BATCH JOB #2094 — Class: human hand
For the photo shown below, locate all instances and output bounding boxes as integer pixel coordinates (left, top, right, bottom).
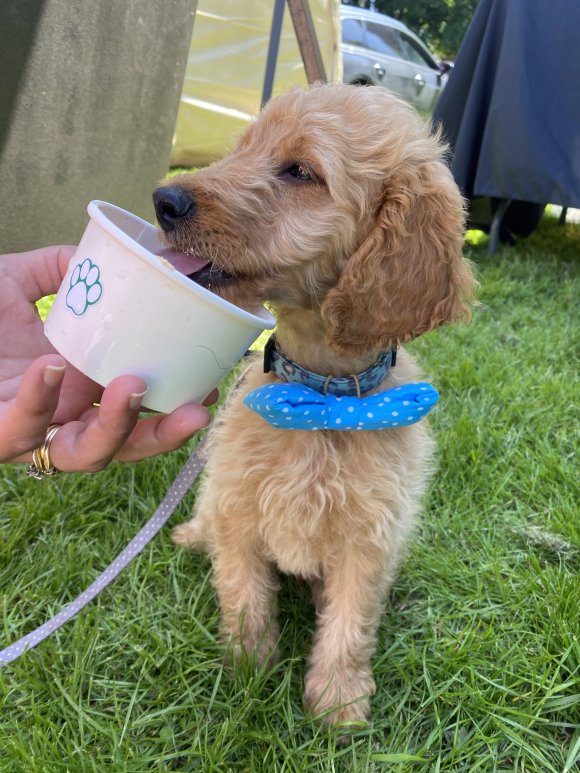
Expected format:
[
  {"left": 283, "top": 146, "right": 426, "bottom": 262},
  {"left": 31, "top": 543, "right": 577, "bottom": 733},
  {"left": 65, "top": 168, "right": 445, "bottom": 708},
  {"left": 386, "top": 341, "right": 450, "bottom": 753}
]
[{"left": 0, "top": 246, "right": 213, "bottom": 471}]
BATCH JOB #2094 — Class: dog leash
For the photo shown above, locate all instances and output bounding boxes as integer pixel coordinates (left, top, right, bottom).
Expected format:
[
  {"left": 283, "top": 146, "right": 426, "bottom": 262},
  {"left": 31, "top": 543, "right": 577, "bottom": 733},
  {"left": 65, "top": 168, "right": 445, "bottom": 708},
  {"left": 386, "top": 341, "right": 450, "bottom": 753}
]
[{"left": 0, "top": 436, "right": 207, "bottom": 666}]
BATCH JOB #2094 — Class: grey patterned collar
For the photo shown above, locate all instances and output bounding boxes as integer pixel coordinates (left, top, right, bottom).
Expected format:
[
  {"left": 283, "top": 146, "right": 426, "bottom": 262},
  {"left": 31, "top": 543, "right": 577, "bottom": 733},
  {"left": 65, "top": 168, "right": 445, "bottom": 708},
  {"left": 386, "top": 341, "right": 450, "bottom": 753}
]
[{"left": 263, "top": 336, "right": 396, "bottom": 397}]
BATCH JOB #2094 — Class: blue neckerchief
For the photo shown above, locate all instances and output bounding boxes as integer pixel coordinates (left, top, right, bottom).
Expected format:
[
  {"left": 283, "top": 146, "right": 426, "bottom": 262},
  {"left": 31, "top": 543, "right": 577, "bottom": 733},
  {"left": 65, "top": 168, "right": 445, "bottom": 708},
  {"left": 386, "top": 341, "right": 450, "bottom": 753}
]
[{"left": 244, "top": 382, "right": 438, "bottom": 430}]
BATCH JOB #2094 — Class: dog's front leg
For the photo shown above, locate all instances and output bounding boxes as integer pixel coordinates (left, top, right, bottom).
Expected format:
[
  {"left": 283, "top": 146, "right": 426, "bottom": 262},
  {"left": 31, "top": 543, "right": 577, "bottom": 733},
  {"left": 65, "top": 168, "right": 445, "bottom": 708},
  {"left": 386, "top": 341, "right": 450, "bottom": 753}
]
[
  {"left": 213, "top": 536, "right": 280, "bottom": 669},
  {"left": 304, "top": 549, "right": 388, "bottom": 726}
]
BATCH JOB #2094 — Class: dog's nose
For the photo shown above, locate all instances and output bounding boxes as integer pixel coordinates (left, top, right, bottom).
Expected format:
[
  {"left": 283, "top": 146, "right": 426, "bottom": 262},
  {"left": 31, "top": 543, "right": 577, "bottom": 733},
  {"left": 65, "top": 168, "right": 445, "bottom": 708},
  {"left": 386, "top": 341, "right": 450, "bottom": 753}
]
[{"left": 153, "top": 186, "right": 195, "bottom": 231}]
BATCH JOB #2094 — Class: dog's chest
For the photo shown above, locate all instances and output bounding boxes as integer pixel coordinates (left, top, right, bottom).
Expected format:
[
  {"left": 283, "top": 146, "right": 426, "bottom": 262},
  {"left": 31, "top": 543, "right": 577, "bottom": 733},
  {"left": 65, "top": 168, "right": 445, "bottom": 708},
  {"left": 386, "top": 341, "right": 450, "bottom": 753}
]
[
  {"left": 251, "top": 429, "right": 348, "bottom": 573},
  {"left": 215, "top": 411, "right": 399, "bottom": 577}
]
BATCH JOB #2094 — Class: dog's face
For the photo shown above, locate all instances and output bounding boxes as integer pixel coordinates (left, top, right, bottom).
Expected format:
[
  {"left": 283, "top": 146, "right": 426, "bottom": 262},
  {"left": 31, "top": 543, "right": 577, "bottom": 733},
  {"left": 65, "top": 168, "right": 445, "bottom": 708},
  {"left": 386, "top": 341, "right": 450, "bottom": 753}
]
[
  {"left": 155, "top": 84, "right": 475, "bottom": 355},
  {"left": 154, "top": 85, "right": 380, "bottom": 309}
]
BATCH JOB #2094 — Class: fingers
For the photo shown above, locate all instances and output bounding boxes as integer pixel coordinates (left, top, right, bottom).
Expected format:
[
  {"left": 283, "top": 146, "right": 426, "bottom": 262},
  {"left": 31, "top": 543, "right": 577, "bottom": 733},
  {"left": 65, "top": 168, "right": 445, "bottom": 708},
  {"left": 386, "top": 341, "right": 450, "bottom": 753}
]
[
  {"left": 112, "top": 403, "right": 211, "bottom": 463},
  {"left": 49, "top": 375, "right": 150, "bottom": 472},
  {"left": 48, "top": 377, "right": 211, "bottom": 471},
  {"left": 0, "top": 354, "right": 66, "bottom": 462},
  {"left": 4, "top": 366, "right": 211, "bottom": 470}
]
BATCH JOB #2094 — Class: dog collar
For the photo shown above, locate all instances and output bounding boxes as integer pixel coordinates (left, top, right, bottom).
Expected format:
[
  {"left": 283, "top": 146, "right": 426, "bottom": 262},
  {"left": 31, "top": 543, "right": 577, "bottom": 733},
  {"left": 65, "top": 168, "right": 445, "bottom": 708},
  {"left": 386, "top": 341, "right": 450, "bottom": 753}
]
[{"left": 263, "top": 335, "right": 397, "bottom": 397}]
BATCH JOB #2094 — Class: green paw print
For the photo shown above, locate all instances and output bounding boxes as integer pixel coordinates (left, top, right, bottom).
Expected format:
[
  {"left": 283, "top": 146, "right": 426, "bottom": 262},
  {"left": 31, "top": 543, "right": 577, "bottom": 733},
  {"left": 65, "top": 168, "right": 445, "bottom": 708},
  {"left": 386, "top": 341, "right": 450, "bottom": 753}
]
[{"left": 66, "top": 259, "right": 103, "bottom": 316}]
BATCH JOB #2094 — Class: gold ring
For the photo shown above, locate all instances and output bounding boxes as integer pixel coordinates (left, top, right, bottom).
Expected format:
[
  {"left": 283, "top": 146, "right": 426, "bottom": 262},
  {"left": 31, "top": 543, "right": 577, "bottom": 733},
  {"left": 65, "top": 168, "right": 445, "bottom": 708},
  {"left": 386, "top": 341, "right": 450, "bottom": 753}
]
[{"left": 27, "top": 424, "right": 62, "bottom": 479}]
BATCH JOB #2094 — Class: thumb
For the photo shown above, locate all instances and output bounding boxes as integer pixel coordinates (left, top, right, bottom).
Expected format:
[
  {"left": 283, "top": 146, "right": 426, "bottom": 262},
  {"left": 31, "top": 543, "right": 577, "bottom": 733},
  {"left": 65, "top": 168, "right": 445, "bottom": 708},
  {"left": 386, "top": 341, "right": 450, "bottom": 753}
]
[{"left": 4, "top": 245, "right": 76, "bottom": 300}]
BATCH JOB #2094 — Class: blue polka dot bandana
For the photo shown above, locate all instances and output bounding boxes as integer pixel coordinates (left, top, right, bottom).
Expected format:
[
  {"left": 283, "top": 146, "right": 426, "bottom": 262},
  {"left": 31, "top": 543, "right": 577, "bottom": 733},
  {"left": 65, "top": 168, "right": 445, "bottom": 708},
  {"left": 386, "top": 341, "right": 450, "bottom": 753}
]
[{"left": 243, "top": 382, "right": 439, "bottom": 430}]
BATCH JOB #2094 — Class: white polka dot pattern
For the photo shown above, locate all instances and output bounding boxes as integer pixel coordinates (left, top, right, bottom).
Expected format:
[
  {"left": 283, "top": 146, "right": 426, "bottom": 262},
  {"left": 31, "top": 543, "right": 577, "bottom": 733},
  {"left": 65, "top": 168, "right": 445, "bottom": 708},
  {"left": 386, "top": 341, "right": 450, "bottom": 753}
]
[{"left": 243, "top": 382, "right": 439, "bottom": 431}]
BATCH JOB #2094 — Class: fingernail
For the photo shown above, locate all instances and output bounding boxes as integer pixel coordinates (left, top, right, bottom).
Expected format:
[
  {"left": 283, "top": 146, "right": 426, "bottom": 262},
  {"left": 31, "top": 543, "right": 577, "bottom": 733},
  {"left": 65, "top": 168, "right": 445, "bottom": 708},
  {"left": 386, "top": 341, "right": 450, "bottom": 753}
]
[
  {"left": 129, "top": 388, "right": 148, "bottom": 410},
  {"left": 43, "top": 364, "right": 66, "bottom": 387}
]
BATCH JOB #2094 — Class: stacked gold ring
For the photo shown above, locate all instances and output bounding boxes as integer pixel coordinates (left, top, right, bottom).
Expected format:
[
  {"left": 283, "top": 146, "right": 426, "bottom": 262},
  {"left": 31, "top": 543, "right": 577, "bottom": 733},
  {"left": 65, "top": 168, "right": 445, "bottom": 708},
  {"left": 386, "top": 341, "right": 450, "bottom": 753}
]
[{"left": 27, "top": 424, "right": 62, "bottom": 479}]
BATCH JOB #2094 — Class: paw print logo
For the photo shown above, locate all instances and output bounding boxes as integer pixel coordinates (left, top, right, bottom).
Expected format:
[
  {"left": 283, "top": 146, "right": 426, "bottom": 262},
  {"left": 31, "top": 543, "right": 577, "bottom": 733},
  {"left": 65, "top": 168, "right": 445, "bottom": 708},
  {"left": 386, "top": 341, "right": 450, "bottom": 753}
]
[{"left": 66, "top": 258, "right": 103, "bottom": 316}]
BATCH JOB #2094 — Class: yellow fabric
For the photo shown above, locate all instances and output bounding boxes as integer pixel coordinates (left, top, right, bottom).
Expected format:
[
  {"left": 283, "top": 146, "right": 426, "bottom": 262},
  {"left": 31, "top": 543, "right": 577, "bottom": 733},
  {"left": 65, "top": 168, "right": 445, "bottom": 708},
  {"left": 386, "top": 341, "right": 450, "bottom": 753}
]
[{"left": 170, "top": 0, "right": 341, "bottom": 167}]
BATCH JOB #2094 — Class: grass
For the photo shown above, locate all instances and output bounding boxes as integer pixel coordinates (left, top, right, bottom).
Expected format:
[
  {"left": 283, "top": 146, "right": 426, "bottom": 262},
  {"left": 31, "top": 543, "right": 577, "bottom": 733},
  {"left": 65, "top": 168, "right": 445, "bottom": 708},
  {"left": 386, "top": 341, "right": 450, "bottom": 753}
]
[{"left": 1, "top": 212, "right": 579, "bottom": 772}]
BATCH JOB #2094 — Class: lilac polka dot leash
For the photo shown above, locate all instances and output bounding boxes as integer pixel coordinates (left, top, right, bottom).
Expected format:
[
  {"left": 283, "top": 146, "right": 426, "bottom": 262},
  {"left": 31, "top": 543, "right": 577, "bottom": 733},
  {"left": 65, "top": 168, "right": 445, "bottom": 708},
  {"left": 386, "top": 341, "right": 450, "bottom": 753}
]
[{"left": 0, "top": 437, "right": 207, "bottom": 666}]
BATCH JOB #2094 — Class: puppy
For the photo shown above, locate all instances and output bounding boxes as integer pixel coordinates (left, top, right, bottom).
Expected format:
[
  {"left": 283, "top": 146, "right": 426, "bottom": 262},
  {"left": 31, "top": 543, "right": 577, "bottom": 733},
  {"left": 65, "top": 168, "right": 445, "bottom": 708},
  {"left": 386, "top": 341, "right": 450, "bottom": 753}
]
[{"left": 154, "top": 83, "right": 476, "bottom": 726}]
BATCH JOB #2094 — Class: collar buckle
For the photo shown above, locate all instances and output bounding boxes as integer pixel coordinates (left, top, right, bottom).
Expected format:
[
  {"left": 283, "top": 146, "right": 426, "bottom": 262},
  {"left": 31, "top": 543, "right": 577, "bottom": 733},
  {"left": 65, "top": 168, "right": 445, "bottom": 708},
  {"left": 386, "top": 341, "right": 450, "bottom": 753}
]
[{"left": 263, "top": 335, "right": 276, "bottom": 373}]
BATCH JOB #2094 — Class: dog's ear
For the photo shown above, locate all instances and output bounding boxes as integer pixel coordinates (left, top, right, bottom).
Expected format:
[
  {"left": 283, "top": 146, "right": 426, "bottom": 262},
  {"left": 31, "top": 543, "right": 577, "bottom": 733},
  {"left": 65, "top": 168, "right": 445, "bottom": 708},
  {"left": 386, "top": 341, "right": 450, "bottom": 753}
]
[{"left": 321, "top": 158, "right": 476, "bottom": 355}]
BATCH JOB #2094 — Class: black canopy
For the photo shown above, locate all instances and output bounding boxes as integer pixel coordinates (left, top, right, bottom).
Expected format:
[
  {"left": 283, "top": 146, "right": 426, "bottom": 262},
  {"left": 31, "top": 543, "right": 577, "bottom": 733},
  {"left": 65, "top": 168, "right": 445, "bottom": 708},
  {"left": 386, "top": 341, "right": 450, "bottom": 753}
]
[{"left": 433, "top": 0, "right": 580, "bottom": 244}]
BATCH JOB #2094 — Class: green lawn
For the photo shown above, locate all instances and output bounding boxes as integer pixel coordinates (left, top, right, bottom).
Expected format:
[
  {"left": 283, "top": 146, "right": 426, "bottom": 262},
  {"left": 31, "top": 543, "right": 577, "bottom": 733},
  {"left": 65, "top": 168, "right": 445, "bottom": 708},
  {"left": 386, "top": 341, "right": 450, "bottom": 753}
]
[{"left": 1, "top": 212, "right": 578, "bottom": 772}]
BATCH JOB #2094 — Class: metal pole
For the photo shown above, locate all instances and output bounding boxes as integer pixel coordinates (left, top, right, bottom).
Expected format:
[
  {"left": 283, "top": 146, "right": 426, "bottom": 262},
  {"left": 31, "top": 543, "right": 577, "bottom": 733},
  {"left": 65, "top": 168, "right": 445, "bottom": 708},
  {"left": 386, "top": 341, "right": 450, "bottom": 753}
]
[{"left": 261, "top": 0, "right": 286, "bottom": 108}]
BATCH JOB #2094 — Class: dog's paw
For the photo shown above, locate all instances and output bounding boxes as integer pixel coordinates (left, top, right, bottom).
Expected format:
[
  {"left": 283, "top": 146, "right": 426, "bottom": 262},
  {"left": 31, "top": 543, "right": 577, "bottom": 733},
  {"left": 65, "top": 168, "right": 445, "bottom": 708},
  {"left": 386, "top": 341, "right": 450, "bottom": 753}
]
[
  {"left": 66, "top": 258, "right": 103, "bottom": 316},
  {"left": 225, "top": 623, "right": 280, "bottom": 672},
  {"left": 304, "top": 669, "right": 374, "bottom": 727},
  {"left": 171, "top": 519, "right": 207, "bottom": 552}
]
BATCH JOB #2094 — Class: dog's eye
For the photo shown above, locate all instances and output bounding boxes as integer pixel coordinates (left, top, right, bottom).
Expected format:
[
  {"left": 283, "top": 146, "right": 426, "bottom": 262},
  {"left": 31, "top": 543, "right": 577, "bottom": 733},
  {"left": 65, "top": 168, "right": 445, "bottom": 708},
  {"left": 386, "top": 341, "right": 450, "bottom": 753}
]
[{"left": 281, "top": 163, "right": 314, "bottom": 182}]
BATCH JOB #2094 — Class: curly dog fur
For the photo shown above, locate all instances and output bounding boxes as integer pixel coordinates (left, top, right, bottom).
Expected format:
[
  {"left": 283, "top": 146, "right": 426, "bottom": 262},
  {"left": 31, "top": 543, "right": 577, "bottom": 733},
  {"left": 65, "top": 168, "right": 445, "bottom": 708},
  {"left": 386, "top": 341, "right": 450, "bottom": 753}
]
[{"left": 164, "top": 83, "right": 476, "bottom": 726}]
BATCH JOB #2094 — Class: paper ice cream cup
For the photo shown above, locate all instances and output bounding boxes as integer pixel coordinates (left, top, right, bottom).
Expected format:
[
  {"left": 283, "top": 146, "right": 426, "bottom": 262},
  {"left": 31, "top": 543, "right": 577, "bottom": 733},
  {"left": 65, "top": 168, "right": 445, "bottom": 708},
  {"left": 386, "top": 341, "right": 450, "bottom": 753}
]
[{"left": 44, "top": 200, "right": 275, "bottom": 413}]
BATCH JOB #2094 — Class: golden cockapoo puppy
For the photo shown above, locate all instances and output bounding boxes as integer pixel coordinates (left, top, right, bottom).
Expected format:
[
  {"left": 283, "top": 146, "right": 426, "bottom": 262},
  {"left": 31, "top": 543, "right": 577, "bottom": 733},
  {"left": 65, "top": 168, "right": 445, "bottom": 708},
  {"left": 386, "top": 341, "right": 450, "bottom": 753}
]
[{"left": 154, "top": 83, "right": 476, "bottom": 726}]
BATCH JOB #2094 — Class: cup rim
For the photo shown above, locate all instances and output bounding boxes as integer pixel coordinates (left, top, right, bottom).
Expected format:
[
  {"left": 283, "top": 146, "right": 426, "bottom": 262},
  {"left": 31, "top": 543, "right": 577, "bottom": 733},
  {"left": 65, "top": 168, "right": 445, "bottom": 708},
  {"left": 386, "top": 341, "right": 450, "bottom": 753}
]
[{"left": 87, "top": 200, "right": 276, "bottom": 329}]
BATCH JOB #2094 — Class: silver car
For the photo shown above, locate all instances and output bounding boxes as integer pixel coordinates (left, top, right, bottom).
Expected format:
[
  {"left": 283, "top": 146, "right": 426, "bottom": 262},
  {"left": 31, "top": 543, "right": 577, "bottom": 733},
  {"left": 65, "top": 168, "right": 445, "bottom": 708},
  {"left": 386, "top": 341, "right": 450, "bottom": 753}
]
[{"left": 341, "top": 5, "right": 446, "bottom": 113}]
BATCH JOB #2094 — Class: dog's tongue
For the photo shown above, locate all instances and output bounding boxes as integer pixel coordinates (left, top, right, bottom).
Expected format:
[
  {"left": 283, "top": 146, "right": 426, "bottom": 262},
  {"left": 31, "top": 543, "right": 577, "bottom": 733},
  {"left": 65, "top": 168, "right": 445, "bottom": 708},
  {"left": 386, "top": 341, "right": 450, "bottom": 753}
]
[{"left": 155, "top": 247, "right": 209, "bottom": 275}]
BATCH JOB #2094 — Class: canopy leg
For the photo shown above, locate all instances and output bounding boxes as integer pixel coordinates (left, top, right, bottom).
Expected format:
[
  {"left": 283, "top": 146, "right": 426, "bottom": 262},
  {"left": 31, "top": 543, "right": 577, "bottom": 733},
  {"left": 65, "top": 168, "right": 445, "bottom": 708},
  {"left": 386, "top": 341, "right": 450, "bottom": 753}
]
[{"left": 488, "top": 198, "right": 511, "bottom": 255}]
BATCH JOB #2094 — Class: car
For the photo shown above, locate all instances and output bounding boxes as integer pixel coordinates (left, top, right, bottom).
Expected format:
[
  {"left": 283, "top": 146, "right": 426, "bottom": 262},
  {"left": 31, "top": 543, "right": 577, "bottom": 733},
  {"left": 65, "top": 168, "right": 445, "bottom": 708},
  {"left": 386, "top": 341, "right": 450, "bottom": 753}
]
[{"left": 340, "top": 5, "right": 447, "bottom": 114}]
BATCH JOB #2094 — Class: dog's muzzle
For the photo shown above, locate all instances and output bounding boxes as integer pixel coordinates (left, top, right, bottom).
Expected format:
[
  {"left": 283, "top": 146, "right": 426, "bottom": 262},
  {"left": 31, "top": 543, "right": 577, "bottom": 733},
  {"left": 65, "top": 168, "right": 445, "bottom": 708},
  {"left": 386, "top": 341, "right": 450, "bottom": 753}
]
[
  {"left": 152, "top": 186, "right": 237, "bottom": 288},
  {"left": 153, "top": 186, "right": 195, "bottom": 232}
]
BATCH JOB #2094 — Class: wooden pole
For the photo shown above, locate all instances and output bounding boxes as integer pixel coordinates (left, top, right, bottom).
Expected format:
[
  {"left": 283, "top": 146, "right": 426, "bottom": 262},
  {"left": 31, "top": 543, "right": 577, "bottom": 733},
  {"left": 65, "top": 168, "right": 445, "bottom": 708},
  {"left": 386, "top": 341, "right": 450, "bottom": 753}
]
[{"left": 286, "top": 0, "right": 327, "bottom": 84}]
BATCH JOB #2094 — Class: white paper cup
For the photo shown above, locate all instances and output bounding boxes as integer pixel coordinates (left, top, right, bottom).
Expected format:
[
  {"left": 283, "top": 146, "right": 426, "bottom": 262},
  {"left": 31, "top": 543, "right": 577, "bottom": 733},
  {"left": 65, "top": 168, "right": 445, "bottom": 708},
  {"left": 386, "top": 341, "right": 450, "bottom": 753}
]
[{"left": 44, "top": 200, "right": 275, "bottom": 413}]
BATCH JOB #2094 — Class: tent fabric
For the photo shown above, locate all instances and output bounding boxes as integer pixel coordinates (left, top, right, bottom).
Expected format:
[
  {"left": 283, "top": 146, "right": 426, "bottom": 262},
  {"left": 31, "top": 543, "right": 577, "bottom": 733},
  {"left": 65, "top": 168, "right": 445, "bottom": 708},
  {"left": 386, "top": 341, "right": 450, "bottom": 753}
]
[
  {"left": 433, "top": 0, "right": 580, "bottom": 210},
  {"left": 171, "top": 0, "right": 341, "bottom": 167}
]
